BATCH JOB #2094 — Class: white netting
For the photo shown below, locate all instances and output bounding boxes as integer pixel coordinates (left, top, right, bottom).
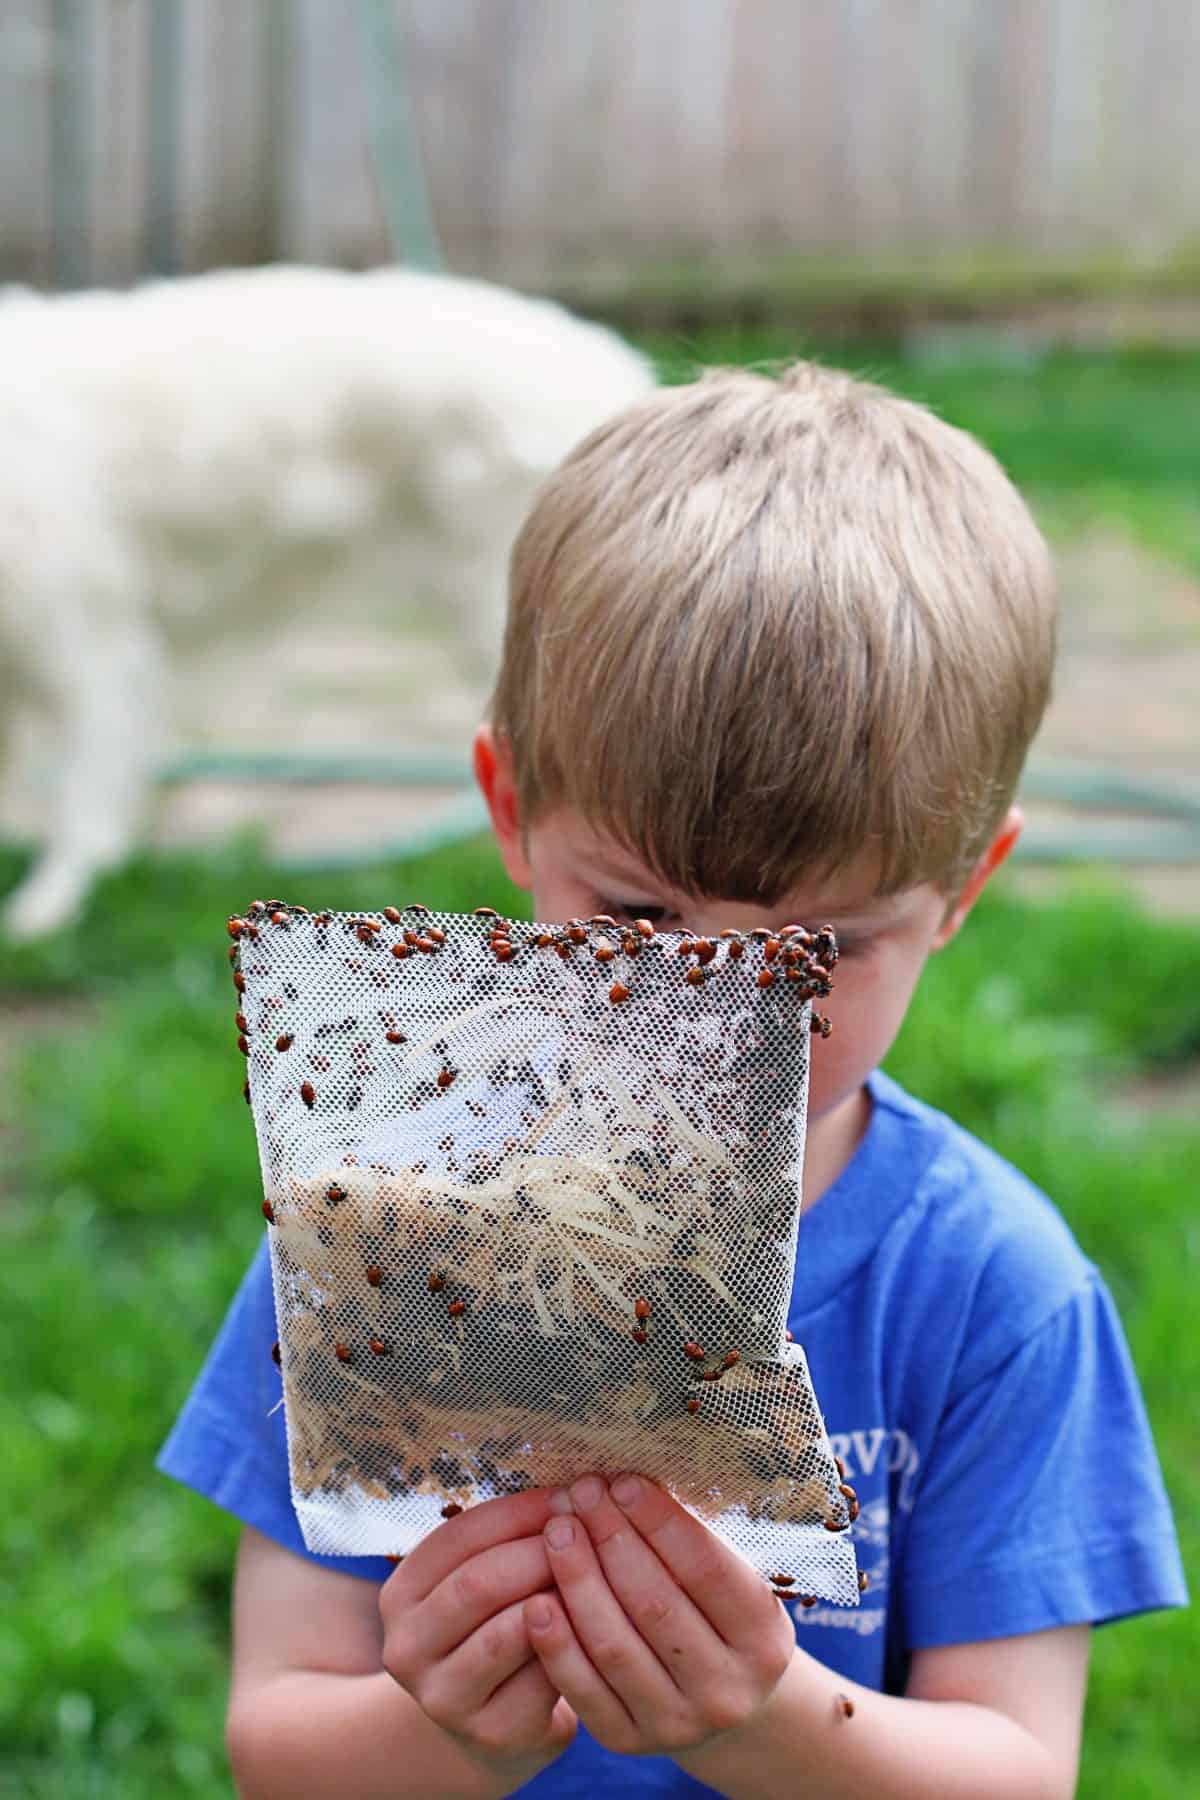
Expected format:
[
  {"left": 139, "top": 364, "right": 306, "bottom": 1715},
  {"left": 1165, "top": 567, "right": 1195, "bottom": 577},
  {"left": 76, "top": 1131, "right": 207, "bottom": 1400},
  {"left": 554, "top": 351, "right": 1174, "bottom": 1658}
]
[{"left": 230, "top": 901, "right": 860, "bottom": 1606}]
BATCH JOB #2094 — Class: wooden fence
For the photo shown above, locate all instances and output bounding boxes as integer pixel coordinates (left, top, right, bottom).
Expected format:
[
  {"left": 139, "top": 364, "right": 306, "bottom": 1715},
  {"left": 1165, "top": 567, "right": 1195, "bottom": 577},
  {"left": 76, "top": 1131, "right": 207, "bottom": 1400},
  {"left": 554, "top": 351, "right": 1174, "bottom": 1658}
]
[{"left": 2, "top": 0, "right": 1200, "bottom": 295}]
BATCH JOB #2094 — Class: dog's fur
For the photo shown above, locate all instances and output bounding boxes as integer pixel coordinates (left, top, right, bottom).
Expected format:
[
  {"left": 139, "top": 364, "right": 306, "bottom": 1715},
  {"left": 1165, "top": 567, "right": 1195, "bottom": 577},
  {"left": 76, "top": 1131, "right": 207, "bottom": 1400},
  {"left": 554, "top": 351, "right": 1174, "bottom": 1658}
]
[{"left": 0, "top": 266, "right": 653, "bottom": 937}]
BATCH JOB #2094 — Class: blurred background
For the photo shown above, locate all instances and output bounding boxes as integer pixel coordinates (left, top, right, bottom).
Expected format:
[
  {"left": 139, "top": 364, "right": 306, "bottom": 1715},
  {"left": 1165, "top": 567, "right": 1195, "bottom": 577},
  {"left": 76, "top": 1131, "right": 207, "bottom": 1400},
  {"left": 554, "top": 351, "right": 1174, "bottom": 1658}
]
[{"left": 1, "top": 4, "right": 1197, "bottom": 1796}]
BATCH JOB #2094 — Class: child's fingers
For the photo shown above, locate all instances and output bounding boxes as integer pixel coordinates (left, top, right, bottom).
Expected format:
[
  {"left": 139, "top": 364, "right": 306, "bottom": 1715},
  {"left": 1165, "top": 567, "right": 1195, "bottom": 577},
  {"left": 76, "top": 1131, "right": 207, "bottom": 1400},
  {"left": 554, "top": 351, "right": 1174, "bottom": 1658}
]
[
  {"left": 524, "top": 1591, "right": 640, "bottom": 1755},
  {"left": 469, "top": 1659, "right": 577, "bottom": 1760},
  {"left": 561, "top": 1476, "right": 724, "bottom": 1684},
  {"left": 417, "top": 1596, "right": 542, "bottom": 1719},
  {"left": 602, "top": 1473, "right": 776, "bottom": 1650},
  {"left": 388, "top": 1535, "right": 553, "bottom": 1666},
  {"left": 538, "top": 1510, "right": 683, "bottom": 1728},
  {"left": 390, "top": 1488, "right": 562, "bottom": 1603}
]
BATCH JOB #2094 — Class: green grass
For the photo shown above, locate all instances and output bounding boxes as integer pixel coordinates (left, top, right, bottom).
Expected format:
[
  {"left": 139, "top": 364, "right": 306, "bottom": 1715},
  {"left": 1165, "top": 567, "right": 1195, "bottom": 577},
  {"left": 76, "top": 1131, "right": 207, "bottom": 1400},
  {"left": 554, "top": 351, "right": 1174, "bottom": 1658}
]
[{"left": 0, "top": 841, "right": 1196, "bottom": 1798}]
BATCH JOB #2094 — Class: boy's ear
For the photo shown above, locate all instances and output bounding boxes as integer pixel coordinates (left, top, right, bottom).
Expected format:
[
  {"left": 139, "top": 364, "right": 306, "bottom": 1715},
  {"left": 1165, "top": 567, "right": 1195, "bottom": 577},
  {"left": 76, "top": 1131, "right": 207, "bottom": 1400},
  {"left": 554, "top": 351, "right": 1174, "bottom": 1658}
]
[
  {"left": 932, "top": 806, "right": 1023, "bottom": 951},
  {"left": 473, "top": 723, "right": 534, "bottom": 890}
]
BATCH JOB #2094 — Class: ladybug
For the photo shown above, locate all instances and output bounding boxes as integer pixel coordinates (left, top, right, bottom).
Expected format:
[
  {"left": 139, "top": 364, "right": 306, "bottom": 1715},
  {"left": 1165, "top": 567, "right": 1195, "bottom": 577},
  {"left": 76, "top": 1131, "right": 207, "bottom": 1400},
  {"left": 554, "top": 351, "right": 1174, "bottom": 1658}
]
[
  {"left": 334, "top": 1342, "right": 352, "bottom": 1363},
  {"left": 726, "top": 938, "right": 744, "bottom": 960},
  {"left": 428, "top": 1270, "right": 446, "bottom": 1293},
  {"left": 428, "top": 928, "right": 447, "bottom": 946},
  {"left": 270, "top": 1340, "right": 281, "bottom": 1366},
  {"left": 683, "top": 1341, "right": 705, "bottom": 1361},
  {"left": 493, "top": 941, "right": 515, "bottom": 962},
  {"left": 685, "top": 1397, "right": 700, "bottom": 1414},
  {"left": 631, "top": 1326, "right": 648, "bottom": 1345},
  {"left": 764, "top": 937, "right": 781, "bottom": 962},
  {"left": 368, "top": 1337, "right": 389, "bottom": 1356},
  {"left": 261, "top": 1199, "right": 275, "bottom": 1224},
  {"left": 326, "top": 1183, "right": 347, "bottom": 1205},
  {"left": 235, "top": 1011, "right": 249, "bottom": 1033},
  {"left": 391, "top": 943, "right": 410, "bottom": 960},
  {"left": 722, "top": 1348, "right": 740, "bottom": 1368},
  {"left": 858, "top": 1570, "right": 870, "bottom": 1594},
  {"left": 366, "top": 1265, "right": 383, "bottom": 1287},
  {"left": 634, "top": 1297, "right": 651, "bottom": 1321},
  {"left": 756, "top": 968, "right": 775, "bottom": 989},
  {"left": 437, "top": 1067, "right": 457, "bottom": 1089},
  {"left": 835, "top": 1694, "right": 855, "bottom": 1720},
  {"left": 386, "top": 1030, "right": 406, "bottom": 1044},
  {"left": 440, "top": 1502, "right": 463, "bottom": 1519},
  {"left": 770, "top": 1572, "right": 795, "bottom": 1587},
  {"left": 233, "top": 971, "right": 246, "bottom": 994},
  {"left": 276, "top": 1033, "right": 293, "bottom": 1053},
  {"left": 594, "top": 940, "right": 615, "bottom": 963},
  {"left": 384, "top": 906, "right": 402, "bottom": 925},
  {"left": 473, "top": 906, "right": 501, "bottom": 919},
  {"left": 685, "top": 966, "right": 705, "bottom": 987},
  {"left": 300, "top": 1081, "right": 316, "bottom": 1109},
  {"left": 609, "top": 982, "right": 630, "bottom": 1004},
  {"left": 448, "top": 1299, "right": 466, "bottom": 1317},
  {"left": 634, "top": 918, "right": 655, "bottom": 939},
  {"left": 237, "top": 1034, "right": 250, "bottom": 1056},
  {"left": 567, "top": 922, "right": 587, "bottom": 945}
]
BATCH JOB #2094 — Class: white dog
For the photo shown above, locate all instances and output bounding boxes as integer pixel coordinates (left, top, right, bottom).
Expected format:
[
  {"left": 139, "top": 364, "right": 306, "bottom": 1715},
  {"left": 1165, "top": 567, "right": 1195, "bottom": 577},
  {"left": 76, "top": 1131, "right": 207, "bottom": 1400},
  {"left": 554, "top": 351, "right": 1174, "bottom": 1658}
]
[{"left": 0, "top": 266, "right": 653, "bottom": 938}]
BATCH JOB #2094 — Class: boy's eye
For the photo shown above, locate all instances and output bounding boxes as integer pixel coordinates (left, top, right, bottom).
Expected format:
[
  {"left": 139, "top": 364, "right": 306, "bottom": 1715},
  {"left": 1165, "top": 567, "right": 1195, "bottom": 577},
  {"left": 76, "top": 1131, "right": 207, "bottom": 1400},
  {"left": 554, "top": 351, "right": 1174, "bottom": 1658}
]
[{"left": 604, "top": 903, "right": 673, "bottom": 927}]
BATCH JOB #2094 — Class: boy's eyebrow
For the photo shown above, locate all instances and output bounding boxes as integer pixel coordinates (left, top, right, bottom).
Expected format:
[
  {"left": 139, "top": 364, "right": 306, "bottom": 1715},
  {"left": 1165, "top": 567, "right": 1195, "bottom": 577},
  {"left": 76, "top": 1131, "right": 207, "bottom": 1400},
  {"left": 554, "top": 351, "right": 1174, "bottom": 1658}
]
[
  {"left": 577, "top": 850, "right": 673, "bottom": 895},
  {"left": 782, "top": 894, "right": 909, "bottom": 930}
]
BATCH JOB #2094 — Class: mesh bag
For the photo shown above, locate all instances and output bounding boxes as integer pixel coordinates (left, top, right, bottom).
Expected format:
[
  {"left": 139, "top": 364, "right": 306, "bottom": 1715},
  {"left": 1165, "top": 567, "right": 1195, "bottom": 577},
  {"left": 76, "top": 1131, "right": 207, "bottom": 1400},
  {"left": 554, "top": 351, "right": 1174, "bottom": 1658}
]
[{"left": 229, "top": 900, "right": 860, "bottom": 1606}]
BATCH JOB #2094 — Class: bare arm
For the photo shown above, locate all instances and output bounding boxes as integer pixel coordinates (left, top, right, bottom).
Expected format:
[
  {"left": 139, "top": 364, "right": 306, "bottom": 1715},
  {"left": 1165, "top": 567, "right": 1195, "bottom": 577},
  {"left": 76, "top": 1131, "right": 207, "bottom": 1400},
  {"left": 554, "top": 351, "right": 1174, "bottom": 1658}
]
[
  {"left": 676, "top": 1627, "right": 1091, "bottom": 1800},
  {"left": 225, "top": 1517, "right": 571, "bottom": 1800}
]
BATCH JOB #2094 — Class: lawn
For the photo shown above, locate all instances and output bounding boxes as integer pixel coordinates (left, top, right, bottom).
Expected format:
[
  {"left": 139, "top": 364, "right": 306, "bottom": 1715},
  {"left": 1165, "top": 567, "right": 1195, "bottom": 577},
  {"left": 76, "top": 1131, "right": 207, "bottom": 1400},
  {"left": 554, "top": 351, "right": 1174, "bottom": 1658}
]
[{"left": 1, "top": 336, "right": 1198, "bottom": 1797}]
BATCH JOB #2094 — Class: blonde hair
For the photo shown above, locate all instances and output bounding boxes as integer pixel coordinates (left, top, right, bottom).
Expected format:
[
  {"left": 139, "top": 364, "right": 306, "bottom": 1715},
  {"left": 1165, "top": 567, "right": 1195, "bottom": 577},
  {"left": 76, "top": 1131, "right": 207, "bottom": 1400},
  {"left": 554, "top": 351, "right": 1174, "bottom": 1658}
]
[{"left": 491, "top": 361, "right": 1055, "bottom": 900}]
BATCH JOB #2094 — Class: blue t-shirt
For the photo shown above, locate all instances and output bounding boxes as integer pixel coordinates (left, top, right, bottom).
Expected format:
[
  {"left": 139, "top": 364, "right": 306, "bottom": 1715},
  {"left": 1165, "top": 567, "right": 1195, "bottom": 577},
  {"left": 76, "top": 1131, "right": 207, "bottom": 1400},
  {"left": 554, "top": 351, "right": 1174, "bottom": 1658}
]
[{"left": 158, "top": 1070, "right": 1186, "bottom": 1797}]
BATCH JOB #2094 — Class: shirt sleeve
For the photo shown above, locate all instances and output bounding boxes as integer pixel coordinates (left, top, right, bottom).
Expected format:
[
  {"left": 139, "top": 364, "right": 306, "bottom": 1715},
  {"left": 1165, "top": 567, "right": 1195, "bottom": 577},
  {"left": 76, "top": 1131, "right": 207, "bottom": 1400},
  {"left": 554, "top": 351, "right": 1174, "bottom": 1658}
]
[
  {"left": 899, "top": 1272, "right": 1188, "bottom": 1649},
  {"left": 155, "top": 1238, "right": 393, "bottom": 1582}
]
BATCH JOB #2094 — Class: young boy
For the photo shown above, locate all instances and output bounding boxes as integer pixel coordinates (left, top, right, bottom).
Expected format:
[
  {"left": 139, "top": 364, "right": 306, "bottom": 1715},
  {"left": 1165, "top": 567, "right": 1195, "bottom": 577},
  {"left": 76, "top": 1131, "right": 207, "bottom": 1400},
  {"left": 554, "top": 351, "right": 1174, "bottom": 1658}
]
[{"left": 160, "top": 361, "right": 1185, "bottom": 1799}]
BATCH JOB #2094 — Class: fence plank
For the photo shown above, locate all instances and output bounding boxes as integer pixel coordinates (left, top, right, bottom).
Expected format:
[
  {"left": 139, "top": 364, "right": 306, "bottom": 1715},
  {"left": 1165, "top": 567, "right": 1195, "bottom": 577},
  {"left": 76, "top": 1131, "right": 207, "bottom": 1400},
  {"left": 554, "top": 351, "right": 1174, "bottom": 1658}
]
[{"left": 2, "top": 0, "right": 1199, "bottom": 291}]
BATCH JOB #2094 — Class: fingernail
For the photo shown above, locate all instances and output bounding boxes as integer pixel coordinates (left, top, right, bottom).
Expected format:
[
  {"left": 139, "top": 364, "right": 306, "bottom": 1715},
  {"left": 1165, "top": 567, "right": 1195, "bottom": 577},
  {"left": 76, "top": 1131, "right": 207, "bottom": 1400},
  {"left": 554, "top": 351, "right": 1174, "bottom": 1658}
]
[
  {"left": 545, "top": 1517, "right": 575, "bottom": 1550},
  {"left": 571, "top": 1474, "right": 606, "bottom": 1511},
  {"left": 546, "top": 1487, "right": 574, "bottom": 1515},
  {"left": 610, "top": 1474, "right": 641, "bottom": 1508},
  {"left": 527, "top": 1596, "right": 553, "bottom": 1630}
]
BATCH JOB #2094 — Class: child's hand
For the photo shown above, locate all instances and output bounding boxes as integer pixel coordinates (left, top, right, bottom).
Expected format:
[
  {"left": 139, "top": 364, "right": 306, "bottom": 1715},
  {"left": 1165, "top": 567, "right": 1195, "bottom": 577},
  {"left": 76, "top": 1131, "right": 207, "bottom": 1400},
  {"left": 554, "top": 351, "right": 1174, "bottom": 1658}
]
[
  {"left": 380, "top": 1489, "right": 577, "bottom": 1779},
  {"left": 524, "top": 1474, "right": 796, "bottom": 1758}
]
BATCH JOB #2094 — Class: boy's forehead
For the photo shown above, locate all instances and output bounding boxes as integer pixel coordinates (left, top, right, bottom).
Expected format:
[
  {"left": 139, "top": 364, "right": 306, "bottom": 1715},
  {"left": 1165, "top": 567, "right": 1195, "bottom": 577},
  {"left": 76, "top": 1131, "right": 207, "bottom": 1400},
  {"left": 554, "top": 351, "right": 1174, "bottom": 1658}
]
[{"left": 547, "top": 812, "right": 928, "bottom": 924}]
